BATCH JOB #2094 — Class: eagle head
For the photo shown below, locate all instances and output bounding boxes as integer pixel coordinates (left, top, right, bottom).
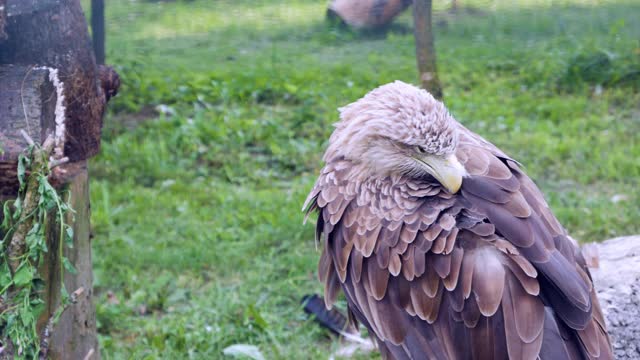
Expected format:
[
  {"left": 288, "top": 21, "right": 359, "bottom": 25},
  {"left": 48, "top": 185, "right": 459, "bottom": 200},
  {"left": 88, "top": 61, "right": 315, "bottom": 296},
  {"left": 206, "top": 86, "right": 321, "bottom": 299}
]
[{"left": 325, "top": 81, "right": 466, "bottom": 193}]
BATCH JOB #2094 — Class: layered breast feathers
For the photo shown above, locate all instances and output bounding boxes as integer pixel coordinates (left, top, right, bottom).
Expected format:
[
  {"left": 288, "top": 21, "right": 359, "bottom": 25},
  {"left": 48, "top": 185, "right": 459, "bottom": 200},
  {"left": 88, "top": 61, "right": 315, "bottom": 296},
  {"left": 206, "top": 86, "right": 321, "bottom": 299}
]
[{"left": 304, "top": 128, "right": 612, "bottom": 360}]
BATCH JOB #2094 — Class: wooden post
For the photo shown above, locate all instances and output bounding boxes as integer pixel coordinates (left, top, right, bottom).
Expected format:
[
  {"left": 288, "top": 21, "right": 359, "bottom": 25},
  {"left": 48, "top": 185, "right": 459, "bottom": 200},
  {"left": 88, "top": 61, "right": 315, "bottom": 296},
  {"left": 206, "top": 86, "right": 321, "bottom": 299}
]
[
  {"left": 48, "top": 167, "right": 98, "bottom": 359},
  {"left": 91, "top": 0, "right": 105, "bottom": 64},
  {"left": 451, "top": 0, "right": 460, "bottom": 12},
  {"left": 0, "top": 0, "right": 6, "bottom": 40},
  {"left": 0, "top": 0, "right": 119, "bottom": 357},
  {"left": 0, "top": 66, "right": 100, "bottom": 360},
  {"left": 412, "top": 0, "right": 443, "bottom": 99}
]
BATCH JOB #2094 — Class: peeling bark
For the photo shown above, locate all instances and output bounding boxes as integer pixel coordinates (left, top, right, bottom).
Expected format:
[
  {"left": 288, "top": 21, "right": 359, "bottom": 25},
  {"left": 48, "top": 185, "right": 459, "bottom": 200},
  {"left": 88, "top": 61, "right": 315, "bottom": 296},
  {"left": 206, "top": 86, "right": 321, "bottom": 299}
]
[{"left": 0, "top": 0, "right": 109, "bottom": 163}]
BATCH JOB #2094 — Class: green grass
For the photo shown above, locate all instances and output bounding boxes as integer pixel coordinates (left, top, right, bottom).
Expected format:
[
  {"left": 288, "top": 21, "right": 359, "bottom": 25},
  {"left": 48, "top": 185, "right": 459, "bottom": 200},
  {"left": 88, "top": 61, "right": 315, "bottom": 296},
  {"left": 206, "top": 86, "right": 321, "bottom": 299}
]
[{"left": 82, "top": 0, "right": 640, "bottom": 358}]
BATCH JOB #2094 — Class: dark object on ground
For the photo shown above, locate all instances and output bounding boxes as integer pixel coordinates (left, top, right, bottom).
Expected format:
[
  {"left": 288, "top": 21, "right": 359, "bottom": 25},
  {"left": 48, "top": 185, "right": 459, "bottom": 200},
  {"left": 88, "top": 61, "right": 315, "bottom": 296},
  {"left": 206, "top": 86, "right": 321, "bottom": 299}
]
[
  {"left": 327, "top": 0, "right": 412, "bottom": 29},
  {"left": 302, "top": 294, "right": 355, "bottom": 336},
  {"left": 587, "top": 236, "right": 640, "bottom": 360}
]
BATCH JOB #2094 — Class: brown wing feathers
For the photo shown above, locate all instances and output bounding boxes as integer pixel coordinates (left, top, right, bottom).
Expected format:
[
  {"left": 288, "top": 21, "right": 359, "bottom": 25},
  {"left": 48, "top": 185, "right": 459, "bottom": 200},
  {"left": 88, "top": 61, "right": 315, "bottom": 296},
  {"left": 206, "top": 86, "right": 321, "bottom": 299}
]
[
  {"left": 308, "top": 143, "right": 612, "bottom": 359},
  {"left": 459, "top": 146, "right": 612, "bottom": 359}
]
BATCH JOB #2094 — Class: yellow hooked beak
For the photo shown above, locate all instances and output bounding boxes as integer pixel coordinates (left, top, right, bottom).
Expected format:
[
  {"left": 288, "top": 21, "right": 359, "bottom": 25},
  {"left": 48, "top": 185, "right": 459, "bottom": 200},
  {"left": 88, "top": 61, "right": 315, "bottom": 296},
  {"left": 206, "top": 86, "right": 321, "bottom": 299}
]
[{"left": 417, "top": 153, "right": 466, "bottom": 194}]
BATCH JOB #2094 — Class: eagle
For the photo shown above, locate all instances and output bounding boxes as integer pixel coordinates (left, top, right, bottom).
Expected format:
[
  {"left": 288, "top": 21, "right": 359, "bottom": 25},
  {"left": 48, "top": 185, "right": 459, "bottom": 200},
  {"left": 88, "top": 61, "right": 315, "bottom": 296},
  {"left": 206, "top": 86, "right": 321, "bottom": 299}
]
[{"left": 304, "top": 81, "right": 613, "bottom": 359}]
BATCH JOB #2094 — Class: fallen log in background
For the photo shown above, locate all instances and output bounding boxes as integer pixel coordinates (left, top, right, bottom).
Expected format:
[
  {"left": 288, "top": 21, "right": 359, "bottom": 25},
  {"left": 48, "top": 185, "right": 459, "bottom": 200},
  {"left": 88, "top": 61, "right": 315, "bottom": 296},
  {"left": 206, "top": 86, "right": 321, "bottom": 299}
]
[{"left": 327, "top": 0, "right": 412, "bottom": 28}]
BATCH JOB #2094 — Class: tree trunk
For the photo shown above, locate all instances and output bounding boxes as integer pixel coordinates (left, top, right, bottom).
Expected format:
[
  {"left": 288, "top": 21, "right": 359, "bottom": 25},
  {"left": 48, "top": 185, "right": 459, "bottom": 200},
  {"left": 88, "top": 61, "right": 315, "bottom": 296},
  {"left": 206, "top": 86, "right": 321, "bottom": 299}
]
[
  {"left": 0, "top": 166, "right": 97, "bottom": 360},
  {"left": 0, "top": 66, "right": 100, "bottom": 358},
  {"left": 0, "top": 0, "right": 114, "bottom": 163},
  {"left": 45, "top": 167, "right": 98, "bottom": 360},
  {"left": 0, "top": 0, "right": 119, "bottom": 357},
  {"left": 412, "top": 0, "right": 443, "bottom": 99},
  {"left": 91, "top": 0, "right": 105, "bottom": 65}
]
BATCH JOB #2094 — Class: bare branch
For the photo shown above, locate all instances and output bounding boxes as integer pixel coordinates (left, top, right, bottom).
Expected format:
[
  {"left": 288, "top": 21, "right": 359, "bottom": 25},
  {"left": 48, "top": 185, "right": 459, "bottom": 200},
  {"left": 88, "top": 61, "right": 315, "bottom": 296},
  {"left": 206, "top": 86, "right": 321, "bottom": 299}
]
[
  {"left": 19, "top": 129, "right": 35, "bottom": 147},
  {"left": 41, "top": 134, "right": 55, "bottom": 154},
  {"left": 49, "top": 157, "right": 69, "bottom": 169}
]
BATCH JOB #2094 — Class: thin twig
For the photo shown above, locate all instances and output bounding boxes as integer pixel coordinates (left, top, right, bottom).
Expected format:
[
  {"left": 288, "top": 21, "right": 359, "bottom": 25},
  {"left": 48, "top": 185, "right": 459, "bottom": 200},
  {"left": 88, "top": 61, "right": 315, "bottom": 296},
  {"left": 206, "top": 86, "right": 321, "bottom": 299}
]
[
  {"left": 82, "top": 348, "right": 95, "bottom": 360},
  {"left": 20, "top": 129, "right": 35, "bottom": 147},
  {"left": 72, "top": 287, "right": 85, "bottom": 300},
  {"left": 49, "top": 157, "right": 69, "bottom": 169},
  {"left": 41, "top": 135, "right": 55, "bottom": 154},
  {"left": 20, "top": 66, "right": 35, "bottom": 136}
]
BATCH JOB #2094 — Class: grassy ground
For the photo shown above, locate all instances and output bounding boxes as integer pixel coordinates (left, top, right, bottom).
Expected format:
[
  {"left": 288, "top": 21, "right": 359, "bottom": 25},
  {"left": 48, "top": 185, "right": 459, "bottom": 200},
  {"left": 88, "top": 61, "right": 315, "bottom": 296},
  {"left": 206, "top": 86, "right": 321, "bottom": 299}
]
[{"left": 82, "top": 0, "right": 640, "bottom": 358}]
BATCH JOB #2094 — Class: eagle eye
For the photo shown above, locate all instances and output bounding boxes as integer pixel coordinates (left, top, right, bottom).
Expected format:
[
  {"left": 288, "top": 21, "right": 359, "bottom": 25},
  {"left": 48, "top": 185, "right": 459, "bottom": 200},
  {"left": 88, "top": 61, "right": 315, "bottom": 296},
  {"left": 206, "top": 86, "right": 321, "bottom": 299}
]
[{"left": 415, "top": 146, "right": 428, "bottom": 154}]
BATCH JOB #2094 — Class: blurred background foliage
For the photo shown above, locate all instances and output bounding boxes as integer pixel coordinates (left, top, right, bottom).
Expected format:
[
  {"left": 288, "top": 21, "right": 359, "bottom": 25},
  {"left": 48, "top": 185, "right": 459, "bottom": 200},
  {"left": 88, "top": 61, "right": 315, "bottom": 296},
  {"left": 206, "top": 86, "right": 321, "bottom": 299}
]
[{"left": 80, "top": 0, "right": 639, "bottom": 358}]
